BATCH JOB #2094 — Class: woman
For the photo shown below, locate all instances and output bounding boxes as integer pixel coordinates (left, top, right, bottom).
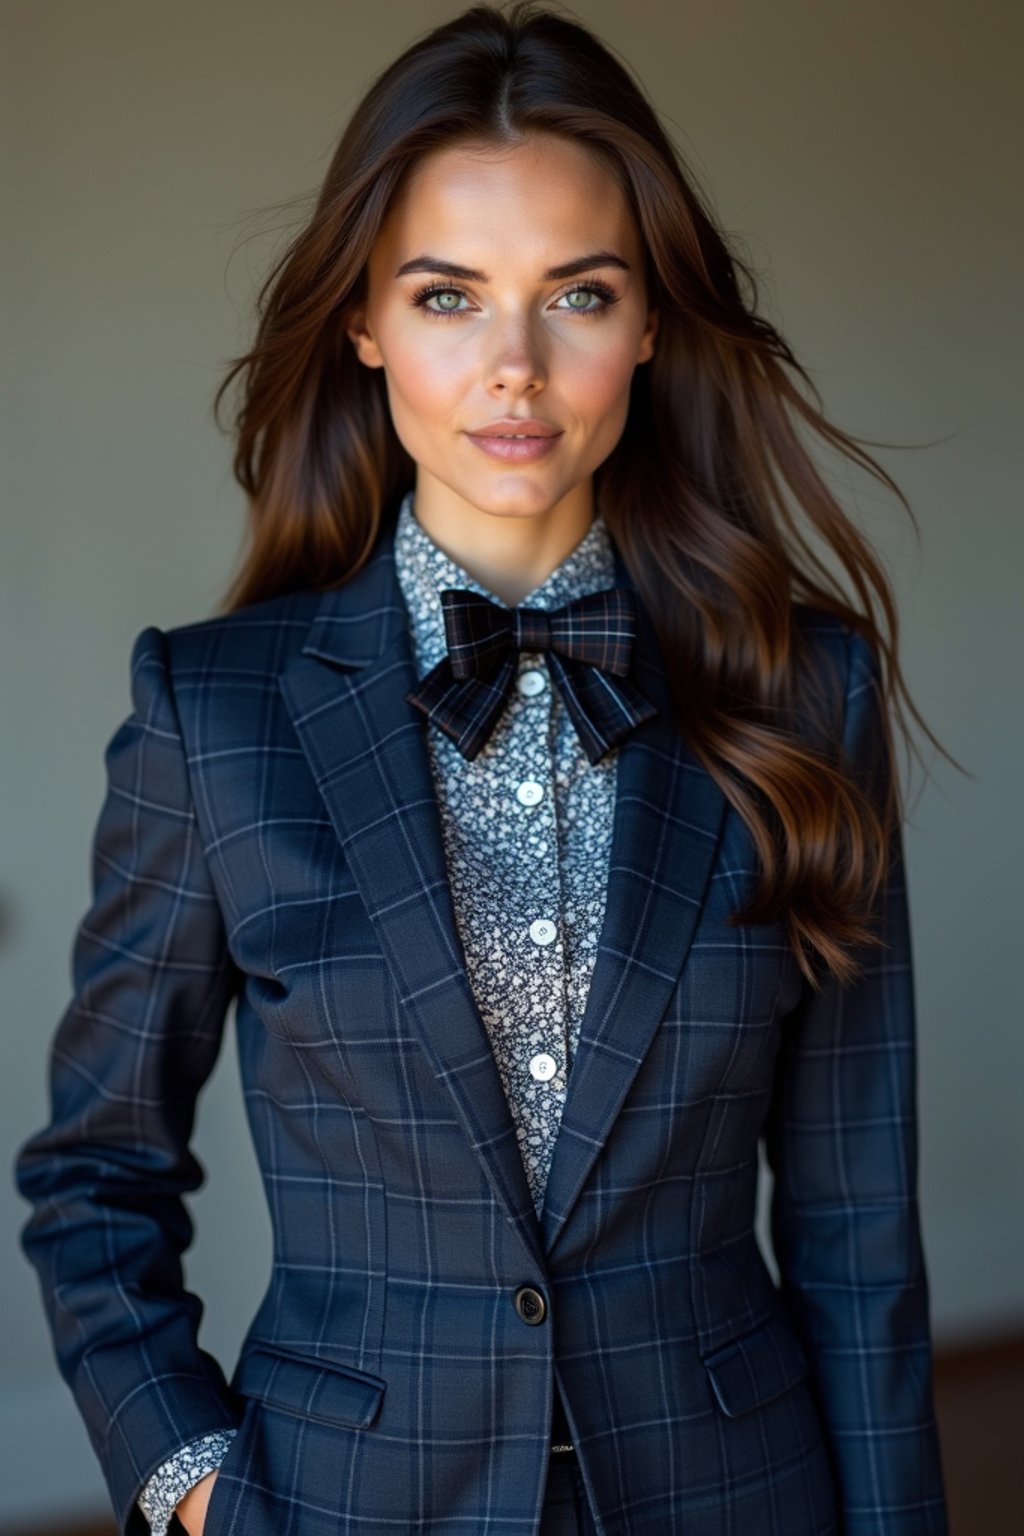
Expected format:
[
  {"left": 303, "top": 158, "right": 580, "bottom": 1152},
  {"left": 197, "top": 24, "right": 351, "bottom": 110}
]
[{"left": 14, "top": 4, "right": 953, "bottom": 1533}]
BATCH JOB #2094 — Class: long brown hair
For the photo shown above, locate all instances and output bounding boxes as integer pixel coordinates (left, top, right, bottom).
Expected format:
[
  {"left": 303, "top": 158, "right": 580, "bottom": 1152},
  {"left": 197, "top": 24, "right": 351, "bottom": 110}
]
[{"left": 210, "top": 0, "right": 963, "bottom": 989}]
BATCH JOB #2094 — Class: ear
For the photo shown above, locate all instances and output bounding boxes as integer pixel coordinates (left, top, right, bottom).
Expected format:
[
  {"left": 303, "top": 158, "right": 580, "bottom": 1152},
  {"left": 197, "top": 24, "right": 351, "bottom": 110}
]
[
  {"left": 636, "top": 305, "right": 659, "bottom": 365},
  {"left": 346, "top": 306, "right": 385, "bottom": 369}
]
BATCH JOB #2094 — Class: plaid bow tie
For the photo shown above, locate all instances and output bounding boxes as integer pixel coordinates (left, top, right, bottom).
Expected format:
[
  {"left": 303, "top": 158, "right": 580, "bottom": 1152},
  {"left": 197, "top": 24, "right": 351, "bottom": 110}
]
[{"left": 405, "top": 586, "right": 658, "bottom": 764}]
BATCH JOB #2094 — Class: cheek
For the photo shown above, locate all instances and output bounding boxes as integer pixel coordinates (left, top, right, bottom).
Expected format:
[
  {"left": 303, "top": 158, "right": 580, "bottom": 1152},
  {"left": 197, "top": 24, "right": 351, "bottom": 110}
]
[
  {"left": 558, "top": 321, "right": 642, "bottom": 404},
  {"left": 378, "top": 324, "right": 471, "bottom": 422},
  {"left": 561, "top": 344, "right": 636, "bottom": 444}
]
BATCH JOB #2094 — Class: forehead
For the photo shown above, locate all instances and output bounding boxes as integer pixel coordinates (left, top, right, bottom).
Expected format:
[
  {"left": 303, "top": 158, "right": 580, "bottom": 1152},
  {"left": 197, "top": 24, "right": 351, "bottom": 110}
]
[{"left": 375, "top": 134, "right": 640, "bottom": 271}]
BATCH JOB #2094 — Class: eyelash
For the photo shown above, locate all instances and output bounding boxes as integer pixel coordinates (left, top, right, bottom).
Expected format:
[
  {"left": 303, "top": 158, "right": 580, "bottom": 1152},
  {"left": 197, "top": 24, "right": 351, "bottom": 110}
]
[{"left": 409, "top": 278, "right": 619, "bottom": 321}]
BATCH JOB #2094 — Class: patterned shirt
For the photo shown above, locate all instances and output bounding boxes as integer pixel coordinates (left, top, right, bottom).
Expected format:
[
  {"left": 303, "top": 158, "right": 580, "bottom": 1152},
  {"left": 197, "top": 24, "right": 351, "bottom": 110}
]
[{"left": 138, "top": 486, "right": 620, "bottom": 1528}]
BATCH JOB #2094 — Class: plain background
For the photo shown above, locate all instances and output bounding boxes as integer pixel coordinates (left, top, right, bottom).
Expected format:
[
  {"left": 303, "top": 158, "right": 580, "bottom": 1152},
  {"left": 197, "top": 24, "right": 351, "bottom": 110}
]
[{"left": 2, "top": 1, "right": 1021, "bottom": 1526}]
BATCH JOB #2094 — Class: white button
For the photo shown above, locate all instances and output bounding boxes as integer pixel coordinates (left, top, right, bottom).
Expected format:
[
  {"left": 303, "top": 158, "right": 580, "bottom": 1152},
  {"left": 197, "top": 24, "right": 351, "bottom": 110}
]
[
  {"left": 529, "top": 919, "right": 557, "bottom": 945},
  {"left": 529, "top": 1053, "right": 558, "bottom": 1081},
  {"left": 517, "top": 669, "right": 547, "bottom": 696},
  {"left": 516, "top": 781, "right": 544, "bottom": 806}
]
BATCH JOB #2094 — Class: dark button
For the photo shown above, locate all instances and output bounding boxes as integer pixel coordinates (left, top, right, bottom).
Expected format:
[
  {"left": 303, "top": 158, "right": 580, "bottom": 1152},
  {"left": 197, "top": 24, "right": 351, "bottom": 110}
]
[{"left": 513, "top": 1285, "right": 547, "bottom": 1325}]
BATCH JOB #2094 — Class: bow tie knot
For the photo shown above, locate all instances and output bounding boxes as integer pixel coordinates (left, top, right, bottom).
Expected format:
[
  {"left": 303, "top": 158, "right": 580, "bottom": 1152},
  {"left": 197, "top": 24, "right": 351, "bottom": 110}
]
[{"left": 406, "top": 585, "right": 658, "bottom": 764}]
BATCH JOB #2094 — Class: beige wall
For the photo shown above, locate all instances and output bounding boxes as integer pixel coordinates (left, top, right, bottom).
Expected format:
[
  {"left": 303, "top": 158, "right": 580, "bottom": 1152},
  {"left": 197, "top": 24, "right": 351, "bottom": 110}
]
[{"left": 3, "top": 1, "right": 1021, "bottom": 1525}]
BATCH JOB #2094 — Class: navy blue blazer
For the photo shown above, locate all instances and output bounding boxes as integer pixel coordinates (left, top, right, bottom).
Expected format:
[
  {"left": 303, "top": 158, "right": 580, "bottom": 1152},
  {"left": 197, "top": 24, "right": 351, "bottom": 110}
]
[{"left": 15, "top": 506, "right": 948, "bottom": 1534}]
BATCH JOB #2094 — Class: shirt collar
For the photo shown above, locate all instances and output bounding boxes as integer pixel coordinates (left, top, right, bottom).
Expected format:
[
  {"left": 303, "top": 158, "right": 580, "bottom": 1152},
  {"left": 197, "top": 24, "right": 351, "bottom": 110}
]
[{"left": 393, "top": 486, "right": 619, "bottom": 677}]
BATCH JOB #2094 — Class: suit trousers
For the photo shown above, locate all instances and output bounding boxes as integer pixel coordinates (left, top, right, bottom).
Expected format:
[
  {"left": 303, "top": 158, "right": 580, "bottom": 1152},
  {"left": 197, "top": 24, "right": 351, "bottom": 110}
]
[{"left": 539, "top": 1450, "right": 599, "bottom": 1535}]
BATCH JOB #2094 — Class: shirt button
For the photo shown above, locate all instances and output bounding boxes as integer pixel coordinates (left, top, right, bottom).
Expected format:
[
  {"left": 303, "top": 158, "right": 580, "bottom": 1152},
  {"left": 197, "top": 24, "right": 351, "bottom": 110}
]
[
  {"left": 517, "top": 669, "right": 547, "bottom": 697},
  {"left": 529, "top": 1053, "right": 558, "bottom": 1081},
  {"left": 529, "top": 919, "right": 557, "bottom": 946},
  {"left": 516, "top": 781, "right": 544, "bottom": 806}
]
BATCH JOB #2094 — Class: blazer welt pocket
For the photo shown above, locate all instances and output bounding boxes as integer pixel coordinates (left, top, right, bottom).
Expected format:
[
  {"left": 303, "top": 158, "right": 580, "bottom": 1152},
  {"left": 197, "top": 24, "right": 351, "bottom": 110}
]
[
  {"left": 234, "top": 1343, "right": 387, "bottom": 1429},
  {"left": 701, "top": 1310, "right": 810, "bottom": 1418}
]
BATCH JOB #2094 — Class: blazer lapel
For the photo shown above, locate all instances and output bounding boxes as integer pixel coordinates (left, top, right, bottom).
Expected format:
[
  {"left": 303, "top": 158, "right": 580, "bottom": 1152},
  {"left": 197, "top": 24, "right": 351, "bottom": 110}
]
[
  {"left": 278, "top": 504, "right": 728, "bottom": 1272},
  {"left": 279, "top": 515, "right": 548, "bottom": 1271}
]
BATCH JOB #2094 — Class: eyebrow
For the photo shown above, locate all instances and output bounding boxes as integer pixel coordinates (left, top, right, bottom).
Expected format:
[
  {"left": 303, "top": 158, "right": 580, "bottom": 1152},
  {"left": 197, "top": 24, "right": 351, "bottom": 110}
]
[{"left": 394, "top": 250, "right": 631, "bottom": 281}]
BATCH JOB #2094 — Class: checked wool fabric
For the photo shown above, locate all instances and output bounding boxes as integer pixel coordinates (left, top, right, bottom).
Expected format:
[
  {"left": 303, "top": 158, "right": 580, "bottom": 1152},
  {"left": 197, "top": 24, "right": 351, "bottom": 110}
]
[{"left": 406, "top": 584, "right": 659, "bottom": 764}]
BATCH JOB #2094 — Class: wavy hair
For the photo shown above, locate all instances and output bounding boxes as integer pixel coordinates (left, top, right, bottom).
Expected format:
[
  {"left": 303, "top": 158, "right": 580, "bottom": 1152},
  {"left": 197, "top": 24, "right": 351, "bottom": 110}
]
[{"left": 211, "top": 0, "right": 961, "bottom": 989}]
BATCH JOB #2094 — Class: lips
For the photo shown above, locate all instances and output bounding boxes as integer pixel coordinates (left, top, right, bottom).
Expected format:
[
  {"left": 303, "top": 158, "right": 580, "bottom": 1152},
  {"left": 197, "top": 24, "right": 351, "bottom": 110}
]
[{"left": 465, "top": 427, "right": 563, "bottom": 462}]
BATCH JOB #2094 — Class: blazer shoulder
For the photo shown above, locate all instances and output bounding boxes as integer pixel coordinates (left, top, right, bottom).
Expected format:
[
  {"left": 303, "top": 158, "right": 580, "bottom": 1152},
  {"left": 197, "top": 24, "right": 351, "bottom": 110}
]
[
  {"left": 789, "top": 603, "right": 887, "bottom": 768},
  {"left": 154, "top": 588, "right": 322, "bottom": 681},
  {"left": 792, "top": 602, "right": 881, "bottom": 690}
]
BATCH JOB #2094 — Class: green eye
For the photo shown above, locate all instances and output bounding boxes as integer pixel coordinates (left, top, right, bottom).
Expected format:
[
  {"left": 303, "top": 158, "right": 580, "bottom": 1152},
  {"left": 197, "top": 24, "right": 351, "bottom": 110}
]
[{"left": 409, "top": 279, "right": 619, "bottom": 320}]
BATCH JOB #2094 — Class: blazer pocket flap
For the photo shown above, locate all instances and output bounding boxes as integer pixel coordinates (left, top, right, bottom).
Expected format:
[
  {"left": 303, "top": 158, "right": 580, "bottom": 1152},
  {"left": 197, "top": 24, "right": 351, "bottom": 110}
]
[
  {"left": 701, "top": 1310, "right": 809, "bottom": 1418},
  {"left": 235, "top": 1344, "right": 386, "bottom": 1428}
]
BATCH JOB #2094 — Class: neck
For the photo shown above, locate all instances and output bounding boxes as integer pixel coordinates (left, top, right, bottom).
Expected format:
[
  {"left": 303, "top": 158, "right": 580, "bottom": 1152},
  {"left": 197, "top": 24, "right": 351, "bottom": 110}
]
[{"left": 410, "top": 474, "right": 596, "bottom": 606}]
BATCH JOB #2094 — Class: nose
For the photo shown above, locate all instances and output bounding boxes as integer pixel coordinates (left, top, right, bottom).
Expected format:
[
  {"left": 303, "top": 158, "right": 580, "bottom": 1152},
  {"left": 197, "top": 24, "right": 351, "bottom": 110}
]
[{"left": 484, "top": 315, "right": 547, "bottom": 395}]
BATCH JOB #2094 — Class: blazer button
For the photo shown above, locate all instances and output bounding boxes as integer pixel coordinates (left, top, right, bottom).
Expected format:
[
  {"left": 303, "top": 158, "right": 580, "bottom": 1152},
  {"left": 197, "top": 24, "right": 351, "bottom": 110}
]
[{"left": 513, "top": 1285, "right": 548, "bottom": 1325}]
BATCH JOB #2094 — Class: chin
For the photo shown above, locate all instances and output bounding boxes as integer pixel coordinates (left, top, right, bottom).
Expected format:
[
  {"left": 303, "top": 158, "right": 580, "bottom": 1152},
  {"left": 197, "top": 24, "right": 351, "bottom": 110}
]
[{"left": 470, "top": 482, "right": 568, "bottom": 515}]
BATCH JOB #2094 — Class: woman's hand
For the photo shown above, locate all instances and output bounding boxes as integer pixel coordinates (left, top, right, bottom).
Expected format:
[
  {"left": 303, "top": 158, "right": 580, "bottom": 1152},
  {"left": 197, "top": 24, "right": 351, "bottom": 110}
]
[{"left": 175, "top": 1468, "right": 219, "bottom": 1535}]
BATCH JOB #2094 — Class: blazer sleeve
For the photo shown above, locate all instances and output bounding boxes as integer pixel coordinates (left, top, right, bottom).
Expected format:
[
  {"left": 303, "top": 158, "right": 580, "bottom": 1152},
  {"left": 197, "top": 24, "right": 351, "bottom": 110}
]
[
  {"left": 13, "top": 625, "right": 244, "bottom": 1536},
  {"left": 762, "top": 628, "right": 950, "bottom": 1535}
]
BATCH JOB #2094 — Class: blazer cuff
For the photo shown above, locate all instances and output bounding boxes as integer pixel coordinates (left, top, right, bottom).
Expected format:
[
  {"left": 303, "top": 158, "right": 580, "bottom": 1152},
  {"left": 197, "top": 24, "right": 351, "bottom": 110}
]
[{"left": 100, "top": 1366, "right": 243, "bottom": 1536}]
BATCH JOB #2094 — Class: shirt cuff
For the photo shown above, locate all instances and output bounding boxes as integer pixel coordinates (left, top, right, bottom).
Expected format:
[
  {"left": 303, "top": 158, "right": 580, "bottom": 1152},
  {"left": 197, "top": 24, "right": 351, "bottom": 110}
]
[{"left": 136, "top": 1429, "right": 237, "bottom": 1536}]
